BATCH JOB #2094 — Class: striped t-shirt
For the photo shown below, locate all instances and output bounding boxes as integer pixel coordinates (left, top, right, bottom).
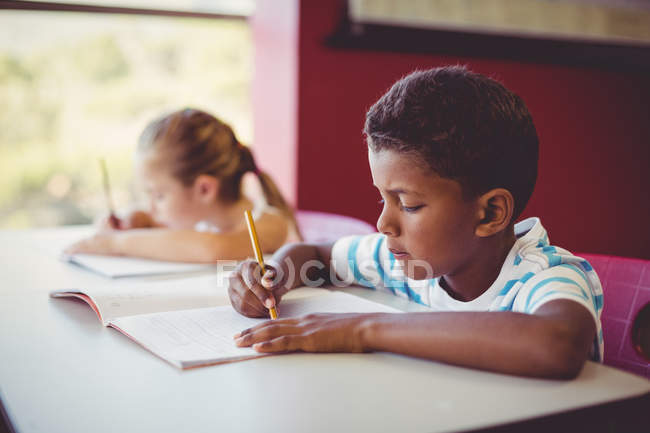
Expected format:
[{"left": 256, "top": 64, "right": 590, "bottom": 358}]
[{"left": 331, "top": 217, "right": 604, "bottom": 362}]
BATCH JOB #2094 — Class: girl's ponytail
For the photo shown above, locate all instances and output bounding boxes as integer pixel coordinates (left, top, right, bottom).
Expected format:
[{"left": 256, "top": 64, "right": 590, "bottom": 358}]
[{"left": 239, "top": 146, "right": 303, "bottom": 241}]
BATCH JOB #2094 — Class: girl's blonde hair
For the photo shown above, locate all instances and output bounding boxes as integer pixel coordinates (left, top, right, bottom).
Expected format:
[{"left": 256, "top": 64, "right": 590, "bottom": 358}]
[{"left": 138, "top": 108, "right": 302, "bottom": 239}]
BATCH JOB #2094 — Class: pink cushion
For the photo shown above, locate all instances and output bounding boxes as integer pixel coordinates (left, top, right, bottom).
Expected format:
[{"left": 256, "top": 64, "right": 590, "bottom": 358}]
[
  {"left": 296, "top": 210, "right": 376, "bottom": 243},
  {"left": 579, "top": 253, "right": 650, "bottom": 378}
]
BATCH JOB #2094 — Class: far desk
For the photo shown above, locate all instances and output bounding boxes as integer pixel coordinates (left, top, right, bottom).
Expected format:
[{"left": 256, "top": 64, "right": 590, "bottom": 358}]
[{"left": 1, "top": 227, "right": 649, "bottom": 433}]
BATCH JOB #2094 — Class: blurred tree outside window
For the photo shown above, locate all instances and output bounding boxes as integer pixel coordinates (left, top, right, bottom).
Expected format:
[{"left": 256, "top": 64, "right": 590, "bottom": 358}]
[{"left": 0, "top": 7, "right": 252, "bottom": 228}]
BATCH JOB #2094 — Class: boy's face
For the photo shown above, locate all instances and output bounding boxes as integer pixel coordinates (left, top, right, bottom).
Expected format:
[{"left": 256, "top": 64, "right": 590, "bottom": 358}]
[{"left": 369, "top": 148, "right": 481, "bottom": 280}]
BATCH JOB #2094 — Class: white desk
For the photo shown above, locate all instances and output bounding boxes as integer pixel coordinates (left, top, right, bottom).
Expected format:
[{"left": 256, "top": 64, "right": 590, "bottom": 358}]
[{"left": 1, "top": 227, "right": 649, "bottom": 433}]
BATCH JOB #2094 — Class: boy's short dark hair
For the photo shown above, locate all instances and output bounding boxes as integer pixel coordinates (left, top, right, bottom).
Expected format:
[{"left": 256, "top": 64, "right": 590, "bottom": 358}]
[{"left": 364, "top": 65, "right": 539, "bottom": 220}]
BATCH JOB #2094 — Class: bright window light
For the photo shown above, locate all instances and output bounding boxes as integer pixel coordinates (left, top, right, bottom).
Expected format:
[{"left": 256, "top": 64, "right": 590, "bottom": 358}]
[{"left": 0, "top": 9, "right": 252, "bottom": 228}]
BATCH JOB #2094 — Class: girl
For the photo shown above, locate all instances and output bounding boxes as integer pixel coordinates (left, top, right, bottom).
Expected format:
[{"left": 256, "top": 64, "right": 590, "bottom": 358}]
[{"left": 66, "top": 108, "right": 301, "bottom": 262}]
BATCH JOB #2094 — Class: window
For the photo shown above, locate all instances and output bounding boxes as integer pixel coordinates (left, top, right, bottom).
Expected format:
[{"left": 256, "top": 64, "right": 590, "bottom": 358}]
[{"left": 0, "top": 1, "right": 253, "bottom": 227}]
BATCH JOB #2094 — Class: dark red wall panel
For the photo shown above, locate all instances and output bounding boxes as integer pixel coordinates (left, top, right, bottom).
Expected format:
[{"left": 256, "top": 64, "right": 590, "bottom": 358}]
[{"left": 254, "top": 0, "right": 650, "bottom": 259}]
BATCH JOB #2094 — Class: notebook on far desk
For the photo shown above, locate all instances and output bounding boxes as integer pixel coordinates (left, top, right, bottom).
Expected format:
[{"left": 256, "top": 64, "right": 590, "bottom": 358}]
[{"left": 62, "top": 253, "right": 217, "bottom": 278}]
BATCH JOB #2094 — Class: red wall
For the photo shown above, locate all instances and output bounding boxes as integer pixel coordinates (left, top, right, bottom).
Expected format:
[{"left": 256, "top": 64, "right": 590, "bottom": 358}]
[{"left": 254, "top": 0, "right": 650, "bottom": 259}]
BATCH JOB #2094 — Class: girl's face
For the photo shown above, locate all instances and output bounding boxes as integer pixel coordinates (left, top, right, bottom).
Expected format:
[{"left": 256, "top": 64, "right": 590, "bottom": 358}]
[
  {"left": 136, "top": 154, "right": 202, "bottom": 229},
  {"left": 369, "top": 148, "right": 481, "bottom": 280}
]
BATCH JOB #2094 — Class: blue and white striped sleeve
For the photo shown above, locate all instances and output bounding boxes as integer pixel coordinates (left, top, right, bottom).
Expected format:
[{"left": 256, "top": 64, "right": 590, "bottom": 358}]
[
  {"left": 512, "top": 263, "right": 604, "bottom": 361},
  {"left": 512, "top": 264, "right": 603, "bottom": 327},
  {"left": 330, "top": 233, "right": 395, "bottom": 291}
]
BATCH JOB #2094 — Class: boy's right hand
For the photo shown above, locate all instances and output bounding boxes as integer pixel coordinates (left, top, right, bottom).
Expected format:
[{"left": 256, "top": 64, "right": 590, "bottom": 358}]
[{"left": 228, "top": 260, "right": 292, "bottom": 318}]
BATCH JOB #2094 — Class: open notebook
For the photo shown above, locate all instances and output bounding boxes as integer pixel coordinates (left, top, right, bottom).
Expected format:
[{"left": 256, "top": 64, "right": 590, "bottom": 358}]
[
  {"left": 61, "top": 253, "right": 217, "bottom": 278},
  {"left": 51, "top": 284, "right": 400, "bottom": 369}
]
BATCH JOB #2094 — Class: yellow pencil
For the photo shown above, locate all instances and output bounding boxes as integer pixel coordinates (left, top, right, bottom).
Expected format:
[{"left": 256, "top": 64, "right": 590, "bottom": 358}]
[
  {"left": 99, "top": 158, "right": 120, "bottom": 229},
  {"left": 244, "top": 210, "right": 278, "bottom": 320}
]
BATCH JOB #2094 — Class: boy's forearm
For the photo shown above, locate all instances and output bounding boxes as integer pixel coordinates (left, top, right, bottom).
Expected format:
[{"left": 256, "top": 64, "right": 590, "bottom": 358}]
[{"left": 359, "top": 308, "right": 593, "bottom": 379}]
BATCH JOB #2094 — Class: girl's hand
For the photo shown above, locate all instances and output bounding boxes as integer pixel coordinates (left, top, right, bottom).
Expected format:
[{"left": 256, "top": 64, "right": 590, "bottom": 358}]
[
  {"left": 233, "top": 313, "right": 371, "bottom": 353},
  {"left": 227, "top": 260, "right": 293, "bottom": 318},
  {"left": 124, "top": 210, "right": 156, "bottom": 229},
  {"left": 98, "top": 210, "right": 154, "bottom": 231},
  {"left": 98, "top": 213, "right": 123, "bottom": 231},
  {"left": 64, "top": 233, "right": 116, "bottom": 256}
]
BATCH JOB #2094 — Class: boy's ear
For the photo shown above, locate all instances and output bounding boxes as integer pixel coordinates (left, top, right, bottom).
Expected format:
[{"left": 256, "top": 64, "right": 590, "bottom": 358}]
[
  {"left": 192, "top": 174, "right": 219, "bottom": 203},
  {"left": 475, "top": 188, "right": 515, "bottom": 237}
]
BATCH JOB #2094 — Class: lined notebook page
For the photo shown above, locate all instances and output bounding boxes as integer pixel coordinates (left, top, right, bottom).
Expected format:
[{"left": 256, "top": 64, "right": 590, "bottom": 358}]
[
  {"left": 109, "top": 291, "right": 401, "bottom": 369},
  {"left": 51, "top": 273, "right": 230, "bottom": 325}
]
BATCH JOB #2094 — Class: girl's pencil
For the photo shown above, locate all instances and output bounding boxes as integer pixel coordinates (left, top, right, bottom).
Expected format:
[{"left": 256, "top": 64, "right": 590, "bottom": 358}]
[{"left": 99, "top": 158, "right": 120, "bottom": 228}]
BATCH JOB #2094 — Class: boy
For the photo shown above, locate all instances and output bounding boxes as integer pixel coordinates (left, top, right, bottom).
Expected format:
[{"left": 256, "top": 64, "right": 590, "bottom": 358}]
[{"left": 228, "top": 66, "right": 603, "bottom": 379}]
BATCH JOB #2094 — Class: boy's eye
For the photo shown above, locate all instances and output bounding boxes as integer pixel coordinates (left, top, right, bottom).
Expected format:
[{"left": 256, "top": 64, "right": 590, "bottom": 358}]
[{"left": 400, "top": 203, "right": 424, "bottom": 213}]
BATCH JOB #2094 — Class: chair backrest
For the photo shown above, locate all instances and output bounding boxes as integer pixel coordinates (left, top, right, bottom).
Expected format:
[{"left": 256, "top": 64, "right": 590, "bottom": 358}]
[
  {"left": 579, "top": 253, "right": 650, "bottom": 378},
  {"left": 296, "top": 210, "right": 376, "bottom": 243}
]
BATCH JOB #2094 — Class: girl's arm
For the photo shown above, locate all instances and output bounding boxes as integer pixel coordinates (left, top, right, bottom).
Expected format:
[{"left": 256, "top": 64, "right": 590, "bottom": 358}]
[{"left": 66, "top": 210, "right": 290, "bottom": 262}]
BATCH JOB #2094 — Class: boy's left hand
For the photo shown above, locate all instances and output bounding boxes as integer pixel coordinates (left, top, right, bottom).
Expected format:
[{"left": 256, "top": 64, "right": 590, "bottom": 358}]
[
  {"left": 64, "top": 233, "right": 116, "bottom": 256},
  {"left": 233, "top": 313, "right": 371, "bottom": 353}
]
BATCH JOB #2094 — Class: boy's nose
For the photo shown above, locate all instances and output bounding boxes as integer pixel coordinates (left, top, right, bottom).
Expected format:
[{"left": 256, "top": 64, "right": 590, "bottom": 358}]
[{"left": 376, "top": 209, "right": 399, "bottom": 237}]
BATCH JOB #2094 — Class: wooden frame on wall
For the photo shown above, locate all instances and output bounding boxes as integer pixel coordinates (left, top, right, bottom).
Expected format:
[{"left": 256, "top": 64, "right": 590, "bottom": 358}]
[{"left": 327, "top": 0, "right": 650, "bottom": 72}]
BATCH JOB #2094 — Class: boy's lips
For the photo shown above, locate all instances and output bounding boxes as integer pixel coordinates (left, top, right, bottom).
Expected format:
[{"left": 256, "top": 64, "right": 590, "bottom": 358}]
[{"left": 388, "top": 247, "right": 409, "bottom": 258}]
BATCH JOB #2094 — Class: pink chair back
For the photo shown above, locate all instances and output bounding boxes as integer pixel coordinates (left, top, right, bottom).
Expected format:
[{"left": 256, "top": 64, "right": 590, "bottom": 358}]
[
  {"left": 579, "top": 253, "right": 650, "bottom": 378},
  {"left": 296, "top": 210, "right": 376, "bottom": 243}
]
